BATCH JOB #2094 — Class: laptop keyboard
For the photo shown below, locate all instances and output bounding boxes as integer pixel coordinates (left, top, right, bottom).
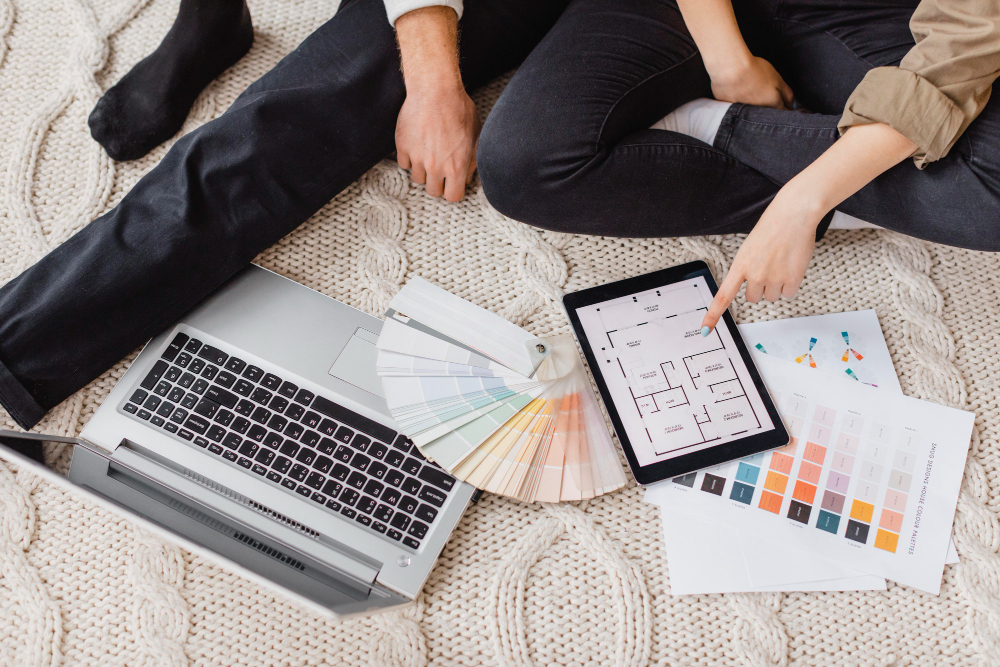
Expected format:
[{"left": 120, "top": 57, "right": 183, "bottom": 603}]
[{"left": 121, "top": 332, "right": 457, "bottom": 551}]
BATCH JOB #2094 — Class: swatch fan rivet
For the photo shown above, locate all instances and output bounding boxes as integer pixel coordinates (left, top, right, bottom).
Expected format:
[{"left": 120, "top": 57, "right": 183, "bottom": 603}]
[{"left": 536, "top": 344, "right": 546, "bottom": 353}]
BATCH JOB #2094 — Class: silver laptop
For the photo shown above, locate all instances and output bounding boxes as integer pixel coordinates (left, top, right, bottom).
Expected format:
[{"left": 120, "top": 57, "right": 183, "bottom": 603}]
[{"left": 0, "top": 265, "right": 475, "bottom": 617}]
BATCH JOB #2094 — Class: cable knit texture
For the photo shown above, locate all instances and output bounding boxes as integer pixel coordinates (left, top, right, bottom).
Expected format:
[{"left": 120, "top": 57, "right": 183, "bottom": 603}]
[{"left": 1, "top": 1, "right": 998, "bottom": 664}]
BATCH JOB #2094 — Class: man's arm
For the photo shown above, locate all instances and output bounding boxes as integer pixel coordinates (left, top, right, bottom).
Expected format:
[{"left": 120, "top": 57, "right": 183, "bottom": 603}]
[{"left": 394, "top": 6, "right": 479, "bottom": 202}]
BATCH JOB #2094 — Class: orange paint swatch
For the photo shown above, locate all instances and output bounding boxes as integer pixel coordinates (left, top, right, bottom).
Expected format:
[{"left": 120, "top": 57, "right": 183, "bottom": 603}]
[
  {"left": 792, "top": 480, "right": 817, "bottom": 505},
  {"left": 759, "top": 491, "right": 783, "bottom": 514},
  {"left": 797, "top": 461, "right": 822, "bottom": 484},
  {"left": 803, "top": 441, "right": 828, "bottom": 465},
  {"left": 875, "top": 529, "right": 899, "bottom": 553},
  {"left": 850, "top": 499, "right": 875, "bottom": 523},
  {"left": 769, "top": 452, "right": 794, "bottom": 474},
  {"left": 764, "top": 470, "right": 789, "bottom": 494}
]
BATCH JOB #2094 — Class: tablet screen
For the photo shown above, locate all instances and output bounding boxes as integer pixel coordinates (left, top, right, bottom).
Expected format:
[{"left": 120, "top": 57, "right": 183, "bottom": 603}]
[{"left": 573, "top": 275, "right": 776, "bottom": 468}]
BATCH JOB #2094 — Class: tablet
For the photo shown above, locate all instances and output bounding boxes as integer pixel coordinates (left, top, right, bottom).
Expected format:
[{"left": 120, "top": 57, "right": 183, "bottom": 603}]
[{"left": 563, "top": 261, "right": 788, "bottom": 485}]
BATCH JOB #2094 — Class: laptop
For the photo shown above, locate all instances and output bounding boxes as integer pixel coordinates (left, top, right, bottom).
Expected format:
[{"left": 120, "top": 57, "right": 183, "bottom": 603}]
[{"left": 0, "top": 265, "right": 475, "bottom": 617}]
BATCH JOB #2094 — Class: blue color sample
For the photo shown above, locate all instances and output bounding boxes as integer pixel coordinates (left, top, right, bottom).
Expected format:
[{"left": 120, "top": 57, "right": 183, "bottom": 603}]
[
  {"left": 816, "top": 510, "right": 841, "bottom": 534},
  {"left": 736, "top": 462, "right": 761, "bottom": 485},
  {"left": 730, "top": 481, "right": 755, "bottom": 505},
  {"left": 743, "top": 453, "right": 766, "bottom": 466}
]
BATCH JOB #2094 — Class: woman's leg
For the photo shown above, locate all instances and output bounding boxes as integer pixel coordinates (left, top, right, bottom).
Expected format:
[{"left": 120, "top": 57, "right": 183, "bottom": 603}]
[
  {"left": 715, "top": 0, "right": 1000, "bottom": 251},
  {"left": 0, "top": 0, "right": 567, "bottom": 430},
  {"left": 477, "top": 0, "right": 787, "bottom": 238}
]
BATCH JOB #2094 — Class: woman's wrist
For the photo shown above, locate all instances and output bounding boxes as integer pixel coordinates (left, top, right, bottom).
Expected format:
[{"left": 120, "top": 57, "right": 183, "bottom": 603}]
[
  {"left": 774, "top": 178, "right": 833, "bottom": 230},
  {"left": 702, "top": 44, "right": 754, "bottom": 87}
]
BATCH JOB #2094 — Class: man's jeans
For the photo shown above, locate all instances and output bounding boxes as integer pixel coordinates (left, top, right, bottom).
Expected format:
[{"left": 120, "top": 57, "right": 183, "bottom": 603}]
[{"left": 2, "top": 0, "right": 999, "bottom": 429}]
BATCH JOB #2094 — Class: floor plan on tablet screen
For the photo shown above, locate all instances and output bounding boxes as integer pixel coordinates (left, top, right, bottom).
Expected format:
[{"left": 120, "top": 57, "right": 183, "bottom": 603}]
[{"left": 576, "top": 277, "right": 774, "bottom": 467}]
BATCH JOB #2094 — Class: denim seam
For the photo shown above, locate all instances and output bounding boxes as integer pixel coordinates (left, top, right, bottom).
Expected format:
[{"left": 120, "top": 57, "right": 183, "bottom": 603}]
[
  {"left": 734, "top": 119, "right": 842, "bottom": 135},
  {"left": 0, "top": 354, "right": 45, "bottom": 429}
]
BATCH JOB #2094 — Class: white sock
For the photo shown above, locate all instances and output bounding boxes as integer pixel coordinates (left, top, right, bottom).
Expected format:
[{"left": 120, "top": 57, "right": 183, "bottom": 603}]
[
  {"left": 651, "top": 98, "right": 732, "bottom": 145},
  {"left": 828, "top": 211, "right": 880, "bottom": 230}
]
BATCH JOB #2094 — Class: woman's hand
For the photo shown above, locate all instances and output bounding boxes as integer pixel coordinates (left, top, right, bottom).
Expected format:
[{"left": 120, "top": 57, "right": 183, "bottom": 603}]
[
  {"left": 709, "top": 56, "right": 794, "bottom": 109},
  {"left": 701, "top": 187, "right": 823, "bottom": 333}
]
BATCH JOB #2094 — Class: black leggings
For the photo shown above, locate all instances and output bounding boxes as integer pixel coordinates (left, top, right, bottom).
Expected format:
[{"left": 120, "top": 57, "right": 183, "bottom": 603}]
[{"left": 478, "top": 0, "right": 1000, "bottom": 251}]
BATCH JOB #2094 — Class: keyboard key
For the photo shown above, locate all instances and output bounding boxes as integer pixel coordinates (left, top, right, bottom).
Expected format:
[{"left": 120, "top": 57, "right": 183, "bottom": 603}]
[
  {"left": 189, "top": 358, "right": 206, "bottom": 375},
  {"left": 352, "top": 434, "right": 371, "bottom": 452},
  {"left": 369, "top": 442, "right": 388, "bottom": 460},
  {"left": 243, "top": 365, "right": 263, "bottom": 382},
  {"left": 295, "top": 485, "right": 312, "bottom": 498},
  {"left": 381, "top": 488, "right": 402, "bottom": 506},
  {"left": 402, "top": 477, "right": 421, "bottom": 496},
  {"left": 164, "top": 423, "right": 178, "bottom": 433},
  {"left": 305, "top": 472, "right": 325, "bottom": 490},
  {"left": 372, "top": 521, "right": 388, "bottom": 534},
  {"left": 140, "top": 360, "right": 169, "bottom": 390},
  {"left": 195, "top": 436, "right": 210, "bottom": 448},
  {"left": 153, "top": 381, "right": 170, "bottom": 397},
  {"left": 385, "top": 470, "right": 405, "bottom": 487},
  {"left": 314, "top": 455, "right": 333, "bottom": 474},
  {"left": 197, "top": 344, "right": 228, "bottom": 366},
  {"left": 201, "top": 364, "right": 219, "bottom": 381},
  {"left": 204, "top": 385, "right": 238, "bottom": 408},
  {"left": 334, "top": 426, "right": 354, "bottom": 444},
  {"left": 266, "top": 471, "right": 282, "bottom": 483},
  {"left": 364, "top": 479, "right": 384, "bottom": 498},
  {"left": 161, "top": 332, "right": 188, "bottom": 362},
  {"left": 286, "top": 404, "right": 305, "bottom": 421},
  {"left": 184, "top": 415, "right": 210, "bottom": 434},
  {"left": 390, "top": 513, "right": 411, "bottom": 531},
  {"left": 331, "top": 464, "right": 350, "bottom": 481},
  {"left": 206, "top": 425, "right": 226, "bottom": 442},
  {"left": 263, "top": 432, "right": 283, "bottom": 450},
  {"left": 222, "top": 450, "right": 238, "bottom": 462},
  {"left": 255, "top": 448, "right": 276, "bottom": 466},
  {"left": 318, "top": 437, "right": 337, "bottom": 456},
  {"left": 312, "top": 395, "right": 396, "bottom": 443},
  {"left": 155, "top": 401, "right": 174, "bottom": 417},
  {"left": 302, "top": 411, "right": 321, "bottom": 429},
  {"left": 357, "top": 496, "right": 377, "bottom": 515},
  {"left": 208, "top": 443, "right": 223, "bottom": 455},
  {"left": 300, "top": 430, "right": 320, "bottom": 448},
  {"left": 289, "top": 464, "right": 309, "bottom": 482},
  {"left": 311, "top": 492, "right": 327, "bottom": 505},
  {"left": 235, "top": 399, "right": 255, "bottom": 416},
  {"left": 415, "top": 504, "right": 438, "bottom": 523},
  {"left": 272, "top": 456, "right": 292, "bottom": 474},
  {"left": 232, "top": 416, "right": 251, "bottom": 433},
  {"left": 223, "top": 433, "right": 242, "bottom": 450},
  {"left": 251, "top": 406, "right": 271, "bottom": 424},
  {"left": 284, "top": 423, "right": 304, "bottom": 439},
  {"left": 164, "top": 366, "right": 181, "bottom": 383},
  {"left": 248, "top": 424, "right": 267, "bottom": 441},
  {"left": 150, "top": 416, "right": 165, "bottom": 427},
  {"left": 168, "top": 387, "right": 185, "bottom": 403},
  {"left": 251, "top": 387, "right": 273, "bottom": 405},
  {"left": 347, "top": 471, "right": 366, "bottom": 490},
  {"left": 129, "top": 389, "right": 148, "bottom": 405},
  {"left": 387, "top": 529, "right": 403, "bottom": 542},
  {"left": 418, "top": 486, "right": 447, "bottom": 507},
  {"left": 267, "top": 416, "right": 288, "bottom": 434},
  {"left": 279, "top": 440, "right": 300, "bottom": 457},
  {"left": 350, "top": 453, "right": 371, "bottom": 472},
  {"left": 261, "top": 373, "right": 282, "bottom": 390},
  {"left": 191, "top": 378, "right": 209, "bottom": 394},
  {"left": 214, "top": 409, "right": 234, "bottom": 427},
  {"left": 181, "top": 393, "right": 198, "bottom": 409},
  {"left": 341, "top": 507, "right": 357, "bottom": 519},
  {"left": 403, "top": 537, "right": 421, "bottom": 550},
  {"left": 356, "top": 515, "right": 372, "bottom": 527},
  {"left": 322, "top": 480, "right": 342, "bottom": 497},
  {"left": 340, "top": 489, "right": 360, "bottom": 506},
  {"left": 296, "top": 448, "right": 316, "bottom": 466},
  {"left": 123, "top": 403, "right": 138, "bottom": 414},
  {"left": 216, "top": 371, "right": 237, "bottom": 389},
  {"left": 318, "top": 419, "right": 337, "bottom": 437},
  {"left": 294, "top": 388, "right": 314, "bottom": 405},
  {"left": 374, "top": 504, "right": 393, "bottom": 522},
  {"left": 178, "top": 429, "right": 194, "bottom": 441},
  {"left": 333, "top": 445, "right": 353, "bottom": 463},
  {"left": 176, "top": 352, "right": 192, "bottom": 368},
  {"left": 251, "top": 464, "right": 267, "bottom": 476},
  {"left": 411, "top": 447, "right": 425, "bottom": 461},
  {"left": 398, "top": 495, "right": 419, "bottom": 514},
  {"left": 280, "top": 478, "right": 296, "bottom": 490},
  {"left": 401, "top": 457, "right": 422, "bottom": 476},
  {"left": 194, "top": 398, "right": 219, "bottom": 419},
  {"left": 278, "top": 381, "right": 298, "bottom": 399},
  {"left": 392, "top": 434, "right": 412, "bottom": 452},
  {"left": 385, "top": 450, "right": 405, "bottom": 468},
  {"left": 369, "top": 462, "right": 388, "bottom": 480},
  {"left": 184, "top": 338, "right": 202, "bottom": 353},
  {"left": 234, "top": 380, "right": 254, "bottom": 397},
  {"left": 418, "top": 466, "right": 456, "bottom": 492},
  {"left": 327, "top": 499, "right": 343, "bottom": 512},
  {"left": 239, "top": 441, "right": 259, "bottom": 458},
  {"left": 269, "top": 396, "right": 289, "bottom": 414},
  {"left": 224, "top": 357, "right": 246, "bottom": 374}
]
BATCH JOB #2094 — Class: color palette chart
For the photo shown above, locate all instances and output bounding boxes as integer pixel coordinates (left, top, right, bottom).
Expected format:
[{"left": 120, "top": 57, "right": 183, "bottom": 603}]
[{"left": 652, "top": 353, "right": 974, "bottom": 594}]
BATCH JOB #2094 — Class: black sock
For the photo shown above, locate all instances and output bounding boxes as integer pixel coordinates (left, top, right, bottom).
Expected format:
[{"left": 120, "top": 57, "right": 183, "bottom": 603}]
[{"left": 89, "top": 0, "right": 253, "bottom": 161}]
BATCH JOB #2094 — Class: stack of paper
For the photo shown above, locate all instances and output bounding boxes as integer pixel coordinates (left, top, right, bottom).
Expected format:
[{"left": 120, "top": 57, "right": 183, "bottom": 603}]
[{"left": 377, "top": 278, "right": 627, "bottom": 502}]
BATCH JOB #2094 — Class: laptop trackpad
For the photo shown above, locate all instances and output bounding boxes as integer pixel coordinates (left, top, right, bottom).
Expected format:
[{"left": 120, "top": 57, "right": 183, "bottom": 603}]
[{"left": 329, "top": 328, "right": 385, "bottom": 398}]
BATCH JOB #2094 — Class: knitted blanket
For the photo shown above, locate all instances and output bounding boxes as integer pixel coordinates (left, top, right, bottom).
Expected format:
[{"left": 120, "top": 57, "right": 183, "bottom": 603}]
[{"left": 2, "top": 1, "right": 999, "bottom": 664}]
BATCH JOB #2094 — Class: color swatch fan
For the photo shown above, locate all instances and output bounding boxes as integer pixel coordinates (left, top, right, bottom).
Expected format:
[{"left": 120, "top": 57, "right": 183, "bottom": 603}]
[{"left": 376, "top": 278, "right": 626, "bottom": 502}]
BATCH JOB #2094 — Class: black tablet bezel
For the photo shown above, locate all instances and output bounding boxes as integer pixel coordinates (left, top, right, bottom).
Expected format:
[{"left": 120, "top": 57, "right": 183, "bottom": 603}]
[{"left": 563, "top": 260, "right": 789, "bottom": 485}]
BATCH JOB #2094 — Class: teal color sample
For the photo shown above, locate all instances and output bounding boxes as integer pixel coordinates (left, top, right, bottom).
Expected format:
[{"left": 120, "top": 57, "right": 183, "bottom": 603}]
[
  {"left": 817, "top": 510, "right": 841, "bottom": 534},
  {"left": 736, "top": 462, "right": 761, "bottom": 485},
  {"left": 730, "top": 481, "right": 755, "bottom": 505}
]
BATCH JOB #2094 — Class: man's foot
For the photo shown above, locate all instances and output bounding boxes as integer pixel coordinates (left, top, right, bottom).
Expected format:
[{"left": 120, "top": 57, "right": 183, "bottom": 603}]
[
  {"left": 88, "top": 0, "right": 253, "bottom": 161},
  {"left": 651, "top": 98, "right": 732, "bottom": 146}
]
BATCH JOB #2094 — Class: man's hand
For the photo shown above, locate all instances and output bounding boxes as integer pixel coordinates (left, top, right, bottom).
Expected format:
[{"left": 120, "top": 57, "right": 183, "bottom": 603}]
[
  {"left": 710, "top": 56, "right": 793, "bottom": 109},
  {"left": 394, "top": 7, "right": 479, "bottom": 202}
]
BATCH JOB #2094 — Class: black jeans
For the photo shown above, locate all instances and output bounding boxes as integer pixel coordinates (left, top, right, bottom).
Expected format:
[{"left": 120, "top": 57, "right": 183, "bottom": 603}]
[
  {"left": 478, "top": 0, "right": 1000, "bottom": 249},
  {"left": 1, "top": 0, "right": 998, "bottom": 429}
]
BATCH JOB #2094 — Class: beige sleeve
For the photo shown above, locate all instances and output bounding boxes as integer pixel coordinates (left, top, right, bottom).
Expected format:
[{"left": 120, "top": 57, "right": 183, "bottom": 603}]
[{"left": 838, "top": 0, "right": 1000, "bottom": 168}]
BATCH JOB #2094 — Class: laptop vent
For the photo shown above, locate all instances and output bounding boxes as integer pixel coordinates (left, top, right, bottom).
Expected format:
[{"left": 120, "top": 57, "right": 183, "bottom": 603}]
[
  {"left": 180, "top": 470, "right": 321, "bottom": 539},
  {"left": 233, "top": 532, "right": 306, "bottom": 571}
]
